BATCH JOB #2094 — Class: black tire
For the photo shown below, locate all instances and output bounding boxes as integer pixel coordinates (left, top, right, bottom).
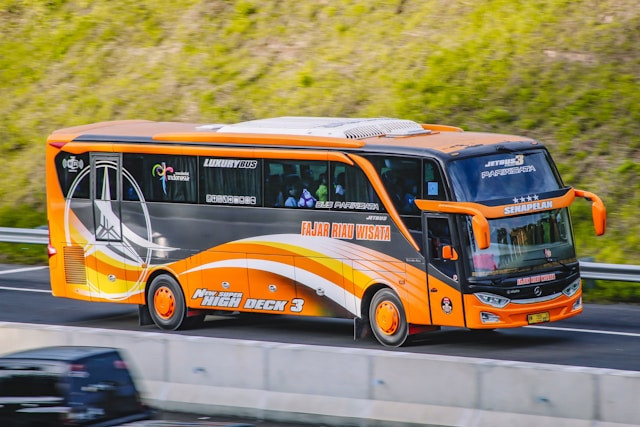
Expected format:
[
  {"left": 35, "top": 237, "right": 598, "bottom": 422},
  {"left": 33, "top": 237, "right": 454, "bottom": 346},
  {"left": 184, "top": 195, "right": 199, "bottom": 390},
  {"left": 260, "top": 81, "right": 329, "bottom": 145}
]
[
  {"left": 147, "top": 274, "right": 186, "bottom": 330},
  {"left": 369, "top": 288, "right": 408, "bottom": 347}
]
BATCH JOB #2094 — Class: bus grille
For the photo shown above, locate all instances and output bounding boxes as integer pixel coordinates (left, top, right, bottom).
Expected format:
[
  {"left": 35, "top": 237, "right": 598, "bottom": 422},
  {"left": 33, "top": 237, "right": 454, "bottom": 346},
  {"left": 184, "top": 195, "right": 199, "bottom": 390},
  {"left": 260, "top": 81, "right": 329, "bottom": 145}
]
[{"left": 63, "top": 246, "right": 87, "bottom": 285}]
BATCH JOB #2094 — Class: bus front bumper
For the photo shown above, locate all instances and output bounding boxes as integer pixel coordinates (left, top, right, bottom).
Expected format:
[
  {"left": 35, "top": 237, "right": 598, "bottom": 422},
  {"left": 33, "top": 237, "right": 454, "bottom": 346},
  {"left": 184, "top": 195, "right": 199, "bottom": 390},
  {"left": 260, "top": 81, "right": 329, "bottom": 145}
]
[{"left": 463, "top": 289, "right": 583, "bottom": 330}]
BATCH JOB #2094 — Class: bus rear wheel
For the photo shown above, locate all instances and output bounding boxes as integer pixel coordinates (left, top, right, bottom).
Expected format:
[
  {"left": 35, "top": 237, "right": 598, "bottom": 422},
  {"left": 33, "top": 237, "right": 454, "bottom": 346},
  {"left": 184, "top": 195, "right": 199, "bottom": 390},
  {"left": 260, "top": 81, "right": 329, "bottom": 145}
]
[
  {"left": 148, "top": 274, "right": 186, "bottom": 331},
  {"left": 369, "top": 288, "right": 408, "bottom": 347}
]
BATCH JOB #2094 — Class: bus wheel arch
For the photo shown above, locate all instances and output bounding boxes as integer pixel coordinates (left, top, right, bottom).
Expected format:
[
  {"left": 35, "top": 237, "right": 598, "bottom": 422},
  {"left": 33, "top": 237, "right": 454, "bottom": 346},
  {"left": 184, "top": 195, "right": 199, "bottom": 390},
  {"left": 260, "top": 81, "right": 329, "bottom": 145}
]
[
  {"left": 365, "top": 286, "right": 408, "bottom": 347},
  {"left": 146, "top": 271, "right": 187, "bottom": 331}
]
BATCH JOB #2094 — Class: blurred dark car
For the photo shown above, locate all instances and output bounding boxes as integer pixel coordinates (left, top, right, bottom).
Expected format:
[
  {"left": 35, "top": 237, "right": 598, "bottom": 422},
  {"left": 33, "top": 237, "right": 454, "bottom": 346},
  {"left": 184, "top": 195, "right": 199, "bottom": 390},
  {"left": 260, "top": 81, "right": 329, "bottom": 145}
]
[{"left": 0, "top": 346, "right": 154, "bottom": 426}]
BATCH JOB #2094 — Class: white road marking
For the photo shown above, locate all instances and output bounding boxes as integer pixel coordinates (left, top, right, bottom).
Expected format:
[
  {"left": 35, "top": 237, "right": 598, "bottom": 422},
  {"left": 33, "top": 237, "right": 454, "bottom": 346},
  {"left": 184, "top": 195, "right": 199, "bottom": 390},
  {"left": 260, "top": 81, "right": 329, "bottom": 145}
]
[
  {"left": 0, "top": 265, "right": 637, "bottom": 339},
  {"left": 528, "top": 325, "right": 640, "bottom": 338},
  {"left": 0, "top": 266, "right": 47, "bottom": 275},
  {"left": 0, "top": 285, "right": 51, "bottom": 294},
  {"left": 0, "top": 266, "right": 50, "bottom": 293}
]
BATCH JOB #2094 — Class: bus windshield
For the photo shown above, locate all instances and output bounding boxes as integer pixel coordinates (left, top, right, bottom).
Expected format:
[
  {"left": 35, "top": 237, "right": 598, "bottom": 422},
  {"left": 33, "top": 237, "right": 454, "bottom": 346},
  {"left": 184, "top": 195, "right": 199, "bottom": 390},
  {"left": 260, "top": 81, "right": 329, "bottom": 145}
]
[
  {"left": 448, "top": 150, "right": 561, "bottom": 202},
  {"left": 466, "top": 208, "right": 576, "bottom": 277}
]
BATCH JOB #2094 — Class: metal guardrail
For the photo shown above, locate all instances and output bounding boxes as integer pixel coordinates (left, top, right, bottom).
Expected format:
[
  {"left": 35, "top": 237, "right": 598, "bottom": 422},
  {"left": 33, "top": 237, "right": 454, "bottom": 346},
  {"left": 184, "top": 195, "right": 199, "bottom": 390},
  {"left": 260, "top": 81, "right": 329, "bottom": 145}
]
[
  {"left": 578, "top": 261, "right": 640, "bottom": 282},
  {"left": 1, "top": 227, "right": 638, "bottom": 282},
  {"left": 0, "top": 227, "right": 48, "bottom": 245}
]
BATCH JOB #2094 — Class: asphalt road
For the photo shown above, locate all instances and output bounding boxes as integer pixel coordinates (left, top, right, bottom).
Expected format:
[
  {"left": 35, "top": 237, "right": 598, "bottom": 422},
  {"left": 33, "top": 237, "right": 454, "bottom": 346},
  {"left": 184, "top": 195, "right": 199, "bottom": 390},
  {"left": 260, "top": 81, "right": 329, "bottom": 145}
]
[{"left": 0, "top": 264, "right": 638, "bottom": 373}]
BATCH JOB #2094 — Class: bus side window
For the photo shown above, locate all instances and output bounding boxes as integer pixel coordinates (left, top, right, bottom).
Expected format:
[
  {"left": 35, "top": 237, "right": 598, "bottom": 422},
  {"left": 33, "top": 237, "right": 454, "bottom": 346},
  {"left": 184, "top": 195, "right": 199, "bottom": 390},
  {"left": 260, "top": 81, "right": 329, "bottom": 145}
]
[
  {"left": 330, "top": 163, "right": 384, "bottom": 212},
  {"left": 334, "top": 171, "right": 346, "bottom": 201},
  {"left": 55, "top": 152, "right": 90, "bottom": 199},
  {"left": 265, "top": 174, "right": 284, "bottom": 207},
  {"left": 265, "top": 160, "right": 328, "bottom": 209},
  {"left": 123, "top": 154, "right": 198, "bottom": 203},
  {"left": 199, "top": 157, "right": 261, "bottom": 206},
  {"left": 423, "top": 160, "right": 447, "bottom": 201}
]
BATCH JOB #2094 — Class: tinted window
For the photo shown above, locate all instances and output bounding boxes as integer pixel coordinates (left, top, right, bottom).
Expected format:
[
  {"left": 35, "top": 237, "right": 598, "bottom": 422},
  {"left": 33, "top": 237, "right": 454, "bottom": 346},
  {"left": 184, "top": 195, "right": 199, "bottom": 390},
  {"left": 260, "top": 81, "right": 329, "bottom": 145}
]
[
  {"left": 123, "top": 154, "right": 197, "bottom": 203},
  {"left": 265, "top": 160, "right": 327, "bottom": 209},
  {"left": 422, "top": 159, "right": 447, "bottom": 201},
  {"left": 0, "top": 363, "right": 65, "bottom": 397},
  {"left": 371, "top": 156, "right": 421, "bottom": 215},
  {"left": 94, "top": 158, "right": 119, "bottom": 201},
  {"left": 366, "top": 155, "right": 450, "bottom": 214},
  {"left": 427, "top": 216, "right": 458, "bottom": 280},
  {"left": 55, "top": 152, "right": 90, "bottom": 199},
  {"left": 448, "top": 151, "right": 562, "bottom": 202},
  {"left": 200, "top": 158, "right": 262, "bottom": 206},
  {"left": 330, "top": 163, "right": 383, "bottom": 212}
]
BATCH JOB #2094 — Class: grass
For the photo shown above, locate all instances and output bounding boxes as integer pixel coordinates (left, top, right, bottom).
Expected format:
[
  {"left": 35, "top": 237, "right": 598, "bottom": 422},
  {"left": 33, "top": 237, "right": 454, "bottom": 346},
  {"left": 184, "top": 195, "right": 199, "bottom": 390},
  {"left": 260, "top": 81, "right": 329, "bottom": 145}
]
[{"left": 1, "top": 0, "right": 639, "bottom": 297}]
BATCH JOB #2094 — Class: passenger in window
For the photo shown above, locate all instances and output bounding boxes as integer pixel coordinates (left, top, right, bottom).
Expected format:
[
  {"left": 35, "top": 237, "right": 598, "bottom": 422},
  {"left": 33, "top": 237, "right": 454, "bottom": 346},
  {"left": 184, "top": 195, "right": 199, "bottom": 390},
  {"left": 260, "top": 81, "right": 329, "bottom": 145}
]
[
  {"left": 125, "top": 184, "right": 139, "bottom": 201},
  {"left": 383, "top": 170, "right": 403, "bottom": 208},
  {"left": 266, "top": 174, "right": 284, "bottom": 207},
  {"left": 284, "top": 184, "right": 299, "bottom": 207},
  {"left": 334, "top": 172, "right": 346, "bottom": 201},
  {"left": 298, "top": 182, "right": 317, "bottom": 208},
  {"left": 301, "top": 168, "right": 316, "bottom": 190},
  {"left": 315, "top": 174, "right": 328, "bottom": 202},
  {"left": 402, "top": 179, "right": 418, "bottom": 214}
]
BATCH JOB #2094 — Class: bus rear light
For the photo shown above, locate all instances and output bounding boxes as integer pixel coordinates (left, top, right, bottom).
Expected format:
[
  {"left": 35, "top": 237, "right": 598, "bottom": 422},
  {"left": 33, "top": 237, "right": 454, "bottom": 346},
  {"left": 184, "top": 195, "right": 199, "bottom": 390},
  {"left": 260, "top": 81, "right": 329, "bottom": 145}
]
[
  {"left": 48, "top": 244, "right": 57, "bottom": 257},
  {"left": 475, "top": 292, "right": 510, "bottom": 308},
  {"left": 480, "top": 312, "right": 501, "bottom": 324},
  {"left": 47, "top": 221, "right": 56, "bottom": 257},
  {"left": 562, "top": 279, "right": 581, "bottom": 298}
]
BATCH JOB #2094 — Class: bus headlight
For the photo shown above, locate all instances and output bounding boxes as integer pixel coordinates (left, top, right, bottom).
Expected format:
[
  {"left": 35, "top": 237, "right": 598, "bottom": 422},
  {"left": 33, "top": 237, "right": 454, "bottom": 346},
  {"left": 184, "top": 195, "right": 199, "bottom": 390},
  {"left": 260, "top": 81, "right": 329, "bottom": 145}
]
[
  {"left": 562, "top": 279, "right": 581, "bottom": 298},
  {"left": 475, "top": 293, "right": 510, "bottom": 308}
]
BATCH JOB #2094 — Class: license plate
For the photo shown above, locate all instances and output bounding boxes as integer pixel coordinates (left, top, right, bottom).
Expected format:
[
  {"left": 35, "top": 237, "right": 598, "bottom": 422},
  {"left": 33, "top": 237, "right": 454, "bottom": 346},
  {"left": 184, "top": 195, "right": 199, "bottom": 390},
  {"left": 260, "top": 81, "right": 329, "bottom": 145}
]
[{"left": 527, "top": 312, "right": 550, "bottom": 324}]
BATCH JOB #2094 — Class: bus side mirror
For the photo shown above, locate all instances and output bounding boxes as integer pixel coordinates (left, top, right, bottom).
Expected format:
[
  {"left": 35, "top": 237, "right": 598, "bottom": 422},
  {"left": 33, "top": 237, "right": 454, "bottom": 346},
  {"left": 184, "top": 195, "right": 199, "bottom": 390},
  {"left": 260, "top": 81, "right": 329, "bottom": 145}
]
[
  {"left": 471, "top": 215, "right": 490, "bottom": 250},
  {"left": 574, "top": 189, "right": 606, "bottom": 236},
  {"left": 442, "top": 245, "right": 459, "bottom": 261},
  {"left": 414, "top": 199, "right": 491, "bottom": 250}
]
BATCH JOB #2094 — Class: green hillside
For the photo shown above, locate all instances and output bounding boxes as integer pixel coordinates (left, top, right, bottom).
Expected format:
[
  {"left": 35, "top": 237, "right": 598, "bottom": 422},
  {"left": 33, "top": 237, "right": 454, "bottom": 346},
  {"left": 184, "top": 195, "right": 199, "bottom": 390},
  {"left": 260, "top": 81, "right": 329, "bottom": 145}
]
[{"left": 1, "top": 0, "right": 639, "bottom": 298}]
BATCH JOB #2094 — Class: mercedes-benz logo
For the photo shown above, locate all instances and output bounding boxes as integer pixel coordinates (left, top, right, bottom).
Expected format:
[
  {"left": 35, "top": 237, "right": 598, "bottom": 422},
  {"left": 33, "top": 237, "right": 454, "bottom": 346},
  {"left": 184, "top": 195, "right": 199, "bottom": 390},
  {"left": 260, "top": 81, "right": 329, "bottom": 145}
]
[{"left": 534, "top": 286, "right": 542, "bottom": 297}]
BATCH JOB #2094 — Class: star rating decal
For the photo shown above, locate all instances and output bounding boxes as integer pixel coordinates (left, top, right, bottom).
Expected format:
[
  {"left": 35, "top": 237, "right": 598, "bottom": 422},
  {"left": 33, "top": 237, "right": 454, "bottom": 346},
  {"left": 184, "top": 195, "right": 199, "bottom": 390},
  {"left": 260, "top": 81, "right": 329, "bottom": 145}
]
[{"left": 512, "top": 195, "right": 540, "bottom": 204}]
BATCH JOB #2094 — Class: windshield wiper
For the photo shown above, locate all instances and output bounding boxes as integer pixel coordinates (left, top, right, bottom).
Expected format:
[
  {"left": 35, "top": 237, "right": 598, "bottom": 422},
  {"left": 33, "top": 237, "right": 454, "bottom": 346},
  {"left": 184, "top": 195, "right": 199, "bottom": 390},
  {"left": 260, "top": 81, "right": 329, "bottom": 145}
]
[
  {"left": 495, "top": 144, "right": 517, "bottom": 153},
  {"left": 527, "top": 257, "right": 575, "bottom": 273}
]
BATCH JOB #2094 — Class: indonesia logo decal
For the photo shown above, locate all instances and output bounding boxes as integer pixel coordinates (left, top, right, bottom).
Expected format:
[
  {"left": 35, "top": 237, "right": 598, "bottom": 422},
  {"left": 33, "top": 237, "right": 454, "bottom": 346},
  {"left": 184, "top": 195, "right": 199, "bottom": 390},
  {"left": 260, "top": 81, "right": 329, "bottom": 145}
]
[{"left": 152, "top": 162, "right": 174, "bottom": 195}]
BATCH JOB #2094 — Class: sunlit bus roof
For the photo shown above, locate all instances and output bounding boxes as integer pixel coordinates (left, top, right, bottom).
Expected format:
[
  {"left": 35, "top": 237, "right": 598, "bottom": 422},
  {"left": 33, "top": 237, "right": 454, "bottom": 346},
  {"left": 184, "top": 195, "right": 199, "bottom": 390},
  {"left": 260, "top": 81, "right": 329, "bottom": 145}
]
[{"left": 48, "top": 116, "right": 538, "bottom": 155}]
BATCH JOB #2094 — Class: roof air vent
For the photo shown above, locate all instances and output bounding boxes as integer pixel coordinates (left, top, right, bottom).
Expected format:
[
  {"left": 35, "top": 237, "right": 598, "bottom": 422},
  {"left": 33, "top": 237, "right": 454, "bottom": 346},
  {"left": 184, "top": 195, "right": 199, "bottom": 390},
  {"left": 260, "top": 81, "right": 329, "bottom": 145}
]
[
  {"left": 215, "top": 117, "right": 429, "bottom": 139},
  {"left": 195, "top": 124, "right": 226, "bottom": 131}
]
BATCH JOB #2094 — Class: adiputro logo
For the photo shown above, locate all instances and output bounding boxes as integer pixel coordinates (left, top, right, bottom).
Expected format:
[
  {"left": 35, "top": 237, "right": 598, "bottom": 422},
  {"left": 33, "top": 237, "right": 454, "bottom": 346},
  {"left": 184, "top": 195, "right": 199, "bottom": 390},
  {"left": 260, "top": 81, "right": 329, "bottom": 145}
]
[{"left": 152, "top": 162, "right": 174, "bottom": 195}]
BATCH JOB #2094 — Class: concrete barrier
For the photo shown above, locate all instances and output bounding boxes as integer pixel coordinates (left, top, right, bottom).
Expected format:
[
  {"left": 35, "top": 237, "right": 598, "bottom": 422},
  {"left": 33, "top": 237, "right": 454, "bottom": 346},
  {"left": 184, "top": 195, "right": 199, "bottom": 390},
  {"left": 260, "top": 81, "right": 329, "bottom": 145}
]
[{"left": 1, "top": 322, "right": 638, "bottom": 426}]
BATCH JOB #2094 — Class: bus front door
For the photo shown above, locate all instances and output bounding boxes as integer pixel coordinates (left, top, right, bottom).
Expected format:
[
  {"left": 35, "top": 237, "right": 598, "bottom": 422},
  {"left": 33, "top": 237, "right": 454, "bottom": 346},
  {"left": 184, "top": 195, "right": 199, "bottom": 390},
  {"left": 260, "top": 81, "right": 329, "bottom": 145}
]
[
  {"left": 89, "top": 153, "right": 129, "bottom": 302},
  {"left": 424, "top": 214, "right": 465, "bottom": 327}
]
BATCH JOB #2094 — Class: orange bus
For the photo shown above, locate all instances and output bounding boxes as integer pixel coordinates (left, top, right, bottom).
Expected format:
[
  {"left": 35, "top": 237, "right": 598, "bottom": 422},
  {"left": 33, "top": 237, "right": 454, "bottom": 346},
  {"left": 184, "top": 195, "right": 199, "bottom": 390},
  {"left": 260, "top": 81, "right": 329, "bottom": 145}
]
[{"left": 45, "top": 117, "right": 605, "bottom": 346}]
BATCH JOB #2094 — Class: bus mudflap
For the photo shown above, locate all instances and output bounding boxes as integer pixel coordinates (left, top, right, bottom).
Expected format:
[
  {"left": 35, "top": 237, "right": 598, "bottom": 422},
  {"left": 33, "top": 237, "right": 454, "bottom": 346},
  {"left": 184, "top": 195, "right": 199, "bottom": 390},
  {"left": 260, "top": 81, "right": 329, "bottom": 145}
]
[
  {"left": 138, "top": 304, "right": 154, "bottom": 326},
  {"left": 354, "top": 317, "right": 371, "bottom": 340}
]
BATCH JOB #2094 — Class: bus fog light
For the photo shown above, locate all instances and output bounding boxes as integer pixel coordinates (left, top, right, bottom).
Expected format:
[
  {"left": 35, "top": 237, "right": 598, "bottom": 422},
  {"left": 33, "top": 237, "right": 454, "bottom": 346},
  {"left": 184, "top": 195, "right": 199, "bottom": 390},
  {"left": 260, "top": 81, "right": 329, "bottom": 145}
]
[
  {"left": 563, "top": 279, "right": 581, "bottom": 298},
  {"left": 572, "top": 297, "right": 582, "bottom": 311},
  {"left": 480, "top": 312, "right": 501, "bottom": 324},
  {"left": 475, "top": 292, "right": 510, "bottom": 308}
]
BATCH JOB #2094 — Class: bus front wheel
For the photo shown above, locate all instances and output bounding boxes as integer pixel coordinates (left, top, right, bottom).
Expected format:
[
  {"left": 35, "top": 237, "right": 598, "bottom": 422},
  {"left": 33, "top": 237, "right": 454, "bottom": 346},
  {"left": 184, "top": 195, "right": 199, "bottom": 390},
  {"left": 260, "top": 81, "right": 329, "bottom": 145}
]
[
  {"left": 148, "top": 274, "right": 186, "bottom": 331},
  {"left": 369, "top": 288, "right": 408, "bottom": 347}
]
